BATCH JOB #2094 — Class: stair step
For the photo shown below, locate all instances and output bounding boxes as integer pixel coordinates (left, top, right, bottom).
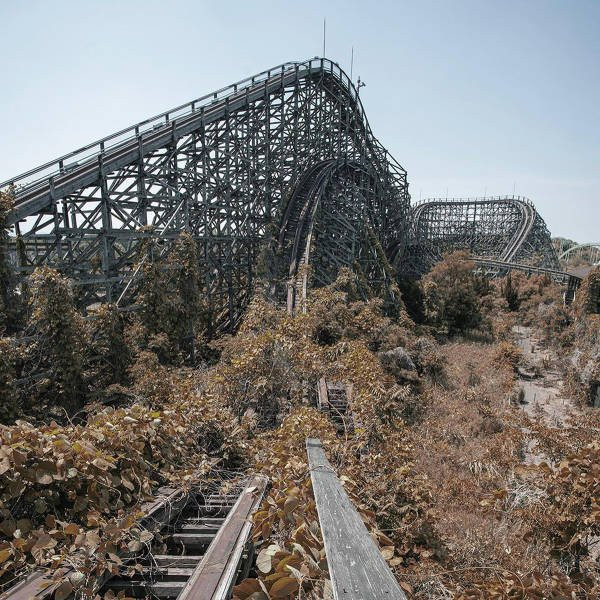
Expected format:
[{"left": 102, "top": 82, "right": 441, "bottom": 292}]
[
  {"left": 180, "top": 522, "right": 220, "bottom": 533},
  {"left": 106, "top": 580, "right": 186, "bottom": 598},
  {"left": 206, "top": 494, "right": 238, "bottom": 501},
  {"left": 151, "top": 555, "right": 204, "bottom": 568},
  {"left": 189, "top": 517, "right": 225, "bottom": 526},
  {"left": 153, "top": 567, "right": 195, "bottom": 579},
  {"left": 192, "top": 505, "right": 232, "bottom": 516},
  {"left": 172, "top": 532, "right": 215, "bottom": 549}
]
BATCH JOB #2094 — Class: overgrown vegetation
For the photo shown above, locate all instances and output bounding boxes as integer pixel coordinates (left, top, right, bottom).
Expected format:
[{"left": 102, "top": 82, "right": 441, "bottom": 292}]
[
  {"left": 0, "top": 188, "right": 22, "bottom": 333},
  {"left": 422, "top": 251, "right": 488, "bottom": 336},
  {"left": 0, "top": 237, "right": 598, "bottom": 598}
]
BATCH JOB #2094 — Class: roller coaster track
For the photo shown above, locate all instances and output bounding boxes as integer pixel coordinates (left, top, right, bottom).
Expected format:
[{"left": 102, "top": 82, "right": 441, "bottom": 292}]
[
  {"left": 473, "top": 257, "right": 582, "bottom": 303},
  {"left": 404, "top": 196, "right": 560, "bottom": 275},
  {"left": 1, "top": 58, "right": 409, "bottom": 330},
  {"left": 279, "top": 159, "right": 387, "bottom": 312},
  {"left": 558, "top": 243, "right": 600, "bottom": 267},
  {"left": 1, "top": 56, "right": 579, "bottom": 322},
  {"left": 317, "top": 378, "right": 354, "bottom": 434},
  {"left": 0, "top": 475, "right": 267, "bottom": 600},
  {"left": 500, "top": 199, "right": 536, "bottom": 262},
  {"left": 472, "top": 257, "right": 581, "bottom": 284}
]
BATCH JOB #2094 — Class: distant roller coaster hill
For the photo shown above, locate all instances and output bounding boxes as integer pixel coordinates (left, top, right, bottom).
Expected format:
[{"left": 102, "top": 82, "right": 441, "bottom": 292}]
[{"left": 397, "top": 196, "right": 560, "bottom": 276}]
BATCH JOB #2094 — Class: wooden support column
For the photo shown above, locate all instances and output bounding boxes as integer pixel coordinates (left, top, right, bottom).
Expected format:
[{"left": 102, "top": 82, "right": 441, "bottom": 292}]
[{"left": 306, "top": 438, "right": 407, "bottom": 600}]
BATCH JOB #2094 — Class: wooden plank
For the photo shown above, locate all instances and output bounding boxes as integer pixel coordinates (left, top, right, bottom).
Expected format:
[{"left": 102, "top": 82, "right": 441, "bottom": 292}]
[
  {"left": 171, "top": 532, "right": 215, "bottom": 549},
  {"left": 0, "top": 568, "right": 69, "bottom": 600},
  {"left": 143, "top": 567, "right": 195, "bottom": 578},
  {"left": 185, "top": 517, "right": 225, "bottom": 526},
  {"left": 193, "top": 505, "right": 233, "bottom": 516},
  {"left": 180, "top": 522, "right": 220, "bottom": 532},
  {"left": 346, "top": 382, "right": 354, "bottom": 405},
  {"left": 107, "top": 580, "right": 185, "bottom": 598},
  {"left": 306, "top": 438, "right": 407, "bottom": 600},
  {"left": 178, "top": 475, "right": 268, "bottom": 600},
  {"left": 317, "top": 378, "right": 329, "bottom": 410},
  {"left": 152, "top": 555, "right": 203, "bottom": 567}
]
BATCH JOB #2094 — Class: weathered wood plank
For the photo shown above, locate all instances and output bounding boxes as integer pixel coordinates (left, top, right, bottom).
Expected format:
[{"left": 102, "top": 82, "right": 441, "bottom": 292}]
[
  {"left": 171, "top": 532, "right": 215, "bottom": 549},
  {"left": 317, "top": 377, "right": 329, "bottom": 411},
  {"left": 306, "top": 438, "right": 407, "bottom": 600},
  {"left": 107, "top": 580, "right": 185, "bottom": 598},
  {"left": 178, "top": 475, "right": 268, "bottom": 600},
  {"left": 152, "top": 555, "right": 203, "bottom": 567}
]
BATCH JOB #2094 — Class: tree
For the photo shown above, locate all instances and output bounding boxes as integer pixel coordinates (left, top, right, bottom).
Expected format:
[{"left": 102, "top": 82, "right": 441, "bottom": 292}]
[
  {"left": 87, "top": 303, "right": 132, "bottom": 394},
  {"left": 366, "top": 225, "right": 408, "bottom": 321},
  {"left": 0, "top": 188, "right": 22, "bottom": 333},
  {"left": 422, "top": 250, "right": 483, "bottom": 335},
  {"left": 501, "top": 272, "right": 520, "bottom": 311},
  {"left": 573, "top": 267, "right": 600, "bottom": 317},
  {"left": 170, "top": 232, "right": 207, "bottom": 361},
  {"left": 135, "top": 232, "right": 207, "bottom": 363},
  {"left": 0, "top": 338, "right": 19, "bottom": 423},
  {"left": 26, "top": 267, "right": 87, "bottom": 413}
]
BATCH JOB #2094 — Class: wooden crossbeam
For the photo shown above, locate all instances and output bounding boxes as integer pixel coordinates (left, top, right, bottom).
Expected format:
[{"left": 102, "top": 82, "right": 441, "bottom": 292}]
[{"left": 306, "top": 438, "right": 407, "bottom": 600}]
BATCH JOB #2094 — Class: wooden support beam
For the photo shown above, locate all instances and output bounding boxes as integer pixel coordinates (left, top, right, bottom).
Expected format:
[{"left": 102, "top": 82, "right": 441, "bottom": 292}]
[
  {"left": 317, "top": 377, "right": 328, "bottom": 410},
  {"left": 306, "top": 438, "right": 407, "bottom": 600}
]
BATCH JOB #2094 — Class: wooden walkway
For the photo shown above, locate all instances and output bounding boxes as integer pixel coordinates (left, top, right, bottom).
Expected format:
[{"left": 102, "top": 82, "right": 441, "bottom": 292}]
[{"left": 306, "top": 438, "right": 407, "bottom": 599}]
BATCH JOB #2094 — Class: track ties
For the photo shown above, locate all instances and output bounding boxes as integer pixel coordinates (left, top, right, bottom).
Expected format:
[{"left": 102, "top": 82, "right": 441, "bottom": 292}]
[
  {"left": 103, "top": 476, "right": 267, "bottom": 600},
  {"left": 317, "top": 378, "right": 354, "bottom": 433},
  {"left": 0, "top": 476, "right": 267, "bottom": 600}
]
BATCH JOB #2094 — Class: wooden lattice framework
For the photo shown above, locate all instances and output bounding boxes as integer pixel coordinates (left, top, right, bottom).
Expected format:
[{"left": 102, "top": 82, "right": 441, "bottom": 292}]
[
  {"left": 399, "top": 196, "right": 559, "bottom": 275},
  {"left": 1, "top": 59, "right": 410, "bottom": 330}
]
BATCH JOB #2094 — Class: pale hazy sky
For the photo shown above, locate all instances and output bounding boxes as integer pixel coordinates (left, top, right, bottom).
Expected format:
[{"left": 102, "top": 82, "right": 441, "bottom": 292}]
[{"left": 0, "top": 0, "right": 598, "bottom": 241}]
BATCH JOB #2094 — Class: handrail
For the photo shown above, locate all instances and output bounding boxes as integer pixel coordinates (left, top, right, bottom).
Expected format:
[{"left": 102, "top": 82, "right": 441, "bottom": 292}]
[
  {"left": 412, "top": 195, "right": 533, "bottom": 208},
  {"left": 472, "top": 257, "right": 581, "bottom": 281},
  {"left": 0, "top": 58, "right": 373, "bottom": 195}
]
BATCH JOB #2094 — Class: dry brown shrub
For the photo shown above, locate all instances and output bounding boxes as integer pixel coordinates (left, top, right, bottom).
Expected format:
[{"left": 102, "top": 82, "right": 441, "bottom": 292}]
[
  {"left": 422, "top": 251, "right": 484, "bottom": 335},
  {"left": 4, "top": 254, "right": 599, "bottom": 598},
  {"left": 573, "top": 267, "right": 600, "bottom": 318},
  {"left": 0, "top": 339, "right": 19, "bottom": 423},
  {"left": 492, "top": 341, "right": 523, "bottom": 372},
  {"left": 0, "top": 379, "right": 244, "bottom": 585}
]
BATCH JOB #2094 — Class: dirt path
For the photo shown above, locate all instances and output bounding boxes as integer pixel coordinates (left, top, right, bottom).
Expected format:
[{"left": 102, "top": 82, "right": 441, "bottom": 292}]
[{"left": 512, "top": 325, "right": 582, "bottom": 464}]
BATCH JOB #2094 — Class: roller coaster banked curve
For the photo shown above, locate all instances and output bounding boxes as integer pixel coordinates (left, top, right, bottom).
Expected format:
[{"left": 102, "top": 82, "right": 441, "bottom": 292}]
[
  {"left": 1, "top": 58, "right": 577, "bottom": 326},
  {"left": 558, "top": 243, "right": 600, "bottom": 267},
  {"left": 406, "top": 196, "right": 559, "bottom": 271}
]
